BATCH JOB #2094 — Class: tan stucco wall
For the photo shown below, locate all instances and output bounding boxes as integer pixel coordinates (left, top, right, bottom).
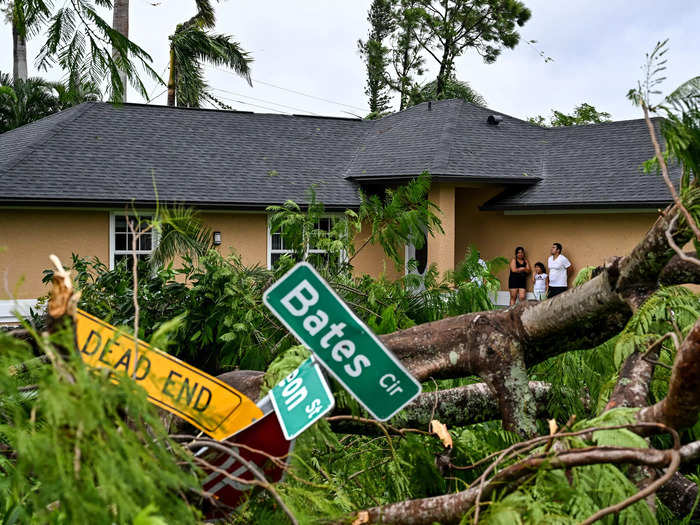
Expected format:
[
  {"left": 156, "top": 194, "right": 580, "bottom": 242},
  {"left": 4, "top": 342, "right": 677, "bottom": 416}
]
[
  {"left": 427, "top": 183, "right": 456, "bottom": 276},
  {"left": 0, "top": 209, "right": 399, "bottom": 301},
  {"left": 351, "top": 221, "right": 404, "bottom": 281},
  {"left": 454, "top": 187, "right": 659, "bottom": 290},
  {"left": 0, "top": 210, "right": 110, "bottom": 299},
  {"left": 200, "top": 212, "right": 268, "bottom": 267}
]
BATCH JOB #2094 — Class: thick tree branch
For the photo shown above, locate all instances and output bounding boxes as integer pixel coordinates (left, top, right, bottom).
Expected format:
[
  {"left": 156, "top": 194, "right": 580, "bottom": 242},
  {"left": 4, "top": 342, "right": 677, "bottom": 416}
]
[
  {"left": 329, "top": 381, "right": 558, "bottom": 434},
  {"left": 637, "top": 317, "right": 700, "bottom": 430},
  {"left": 354, "top": 446, "right": 678, "bottom": 525},
  {"left": 658, "top": 251, "right": 700, "bottom": 285}
]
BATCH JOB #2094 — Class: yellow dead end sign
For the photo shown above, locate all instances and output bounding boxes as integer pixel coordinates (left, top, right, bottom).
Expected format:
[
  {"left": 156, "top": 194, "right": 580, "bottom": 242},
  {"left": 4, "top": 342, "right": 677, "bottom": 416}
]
[{"left": 75, "top": 309, "right": 263, "bottom": 440}]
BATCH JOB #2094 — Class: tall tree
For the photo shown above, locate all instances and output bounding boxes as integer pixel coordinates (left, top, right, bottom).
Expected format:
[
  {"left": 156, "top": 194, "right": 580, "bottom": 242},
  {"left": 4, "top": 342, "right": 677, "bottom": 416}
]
[
  {"left": 167, "top": 0, "right": 251, "bottom": 107},
  {"left": 0, "top": 71, "right": 102, "bottom": 133},
  {"left": 358, "top": 0, "right": 394, "bottom": 117},
  {"left": 112, "top": 0, "right": 129, "bottom": 102},
  {"left": 1, "top": 0, "right": 41, "bottom": 81},
  {"left": 528, "top": 102, "right": 613, "bottom": 127},
  {"left": 409, "top": 0, "right": 531, "bottom": 98},
  {"left": 5, "top": 0, "right": 160, "bottom": 102},
  {"left": 389, "top": 0, "right": 425, "bottom": 110}
]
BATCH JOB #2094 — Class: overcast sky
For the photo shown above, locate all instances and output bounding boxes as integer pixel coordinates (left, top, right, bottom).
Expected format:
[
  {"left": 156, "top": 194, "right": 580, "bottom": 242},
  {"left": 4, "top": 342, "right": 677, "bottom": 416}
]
[{"left": 1, "top": 0, "right": 698, "bottom": 121}]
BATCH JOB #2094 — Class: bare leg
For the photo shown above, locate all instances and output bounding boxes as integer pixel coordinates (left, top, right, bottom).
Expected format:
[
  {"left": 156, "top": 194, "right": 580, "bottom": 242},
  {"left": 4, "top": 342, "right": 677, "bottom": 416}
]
[
  {"left": 509, "top": 288, "right": 517, "bottom": 306},
  {"left": 518, "top": 289, "right": 526, "bottom": 303}
]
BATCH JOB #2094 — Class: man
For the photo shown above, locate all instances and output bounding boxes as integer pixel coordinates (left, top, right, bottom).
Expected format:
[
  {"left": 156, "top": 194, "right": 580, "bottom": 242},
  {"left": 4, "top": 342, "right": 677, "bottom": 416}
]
[{"left": 547, "top": 242, "right": 571, "bottom": 298}]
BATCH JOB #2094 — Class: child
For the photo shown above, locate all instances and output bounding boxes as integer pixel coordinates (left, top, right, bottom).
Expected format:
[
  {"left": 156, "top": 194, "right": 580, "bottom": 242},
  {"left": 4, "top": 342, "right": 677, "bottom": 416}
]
[{"left": 533, "top": 262, "right": 548, "bottom": 301}]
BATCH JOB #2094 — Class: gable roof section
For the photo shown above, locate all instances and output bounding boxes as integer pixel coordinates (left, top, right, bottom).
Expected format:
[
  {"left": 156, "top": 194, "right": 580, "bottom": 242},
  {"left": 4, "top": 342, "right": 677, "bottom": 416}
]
[
  {"left": 0, "top": 102, "right": 368, "bottom": 209},
  {"left": 481, "top": 117, "right": 680, "bottom": 210},
  {"left": 343, "top": 99, "right": 542, "bottom": 183}
]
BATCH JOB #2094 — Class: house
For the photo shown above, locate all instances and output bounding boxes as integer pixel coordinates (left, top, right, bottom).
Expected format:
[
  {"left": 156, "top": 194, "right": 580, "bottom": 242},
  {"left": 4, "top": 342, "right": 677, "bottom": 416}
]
[{"left": 0, "top": 99, "right": 678, "bottom": 320}]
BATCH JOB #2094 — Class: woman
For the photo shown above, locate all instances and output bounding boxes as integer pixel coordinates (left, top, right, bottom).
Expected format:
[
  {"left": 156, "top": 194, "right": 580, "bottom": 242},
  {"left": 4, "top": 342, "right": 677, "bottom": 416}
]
[{"left": 508, "top": 246, "right": 530, "bottom": 305}]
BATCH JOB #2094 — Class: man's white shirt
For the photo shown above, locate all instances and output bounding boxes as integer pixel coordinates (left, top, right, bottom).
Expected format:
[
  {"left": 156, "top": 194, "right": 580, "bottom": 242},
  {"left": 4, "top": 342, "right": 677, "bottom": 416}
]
[{"left": 548, "top": 254, "right": 571, "bottom": 287}]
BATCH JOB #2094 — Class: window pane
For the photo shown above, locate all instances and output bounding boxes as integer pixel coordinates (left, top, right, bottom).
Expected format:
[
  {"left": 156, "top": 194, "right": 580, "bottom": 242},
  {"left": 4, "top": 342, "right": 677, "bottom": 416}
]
[
  {"left": 271, "top": 232, "right": 282, "bottom": 250},
  {"left": 115, "top": 232, "right": 127, "bottom": 251},
  {"left": 115, "top": 215, "right": 127, "bottom": 233},
  {"left": 139, "top": 233, "right": 152, "bottom": 251},
  {"left": 271, "top": 253, "right": 281, "bottom": 267},
  {"left": 318, "top": 217, "right": 331, "bottom": 232}
]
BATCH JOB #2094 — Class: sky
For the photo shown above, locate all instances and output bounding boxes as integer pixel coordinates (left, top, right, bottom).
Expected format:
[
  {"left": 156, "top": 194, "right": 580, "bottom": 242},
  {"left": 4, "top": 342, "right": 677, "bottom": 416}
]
[{"left": 1, "top": 0, "right": 698, "bottom": 121}]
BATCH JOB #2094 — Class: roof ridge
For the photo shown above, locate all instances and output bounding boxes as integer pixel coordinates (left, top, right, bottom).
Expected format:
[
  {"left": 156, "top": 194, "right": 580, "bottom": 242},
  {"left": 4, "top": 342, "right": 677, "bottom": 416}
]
[
  {"left": 542, "top": 115, "right": 663, "bottom": 130},
  {"left": 89, "top": 101, "right": 363, "bottom": 121},
  {"left": 1, "top": 102, "right": 94, "bottom": 174}
]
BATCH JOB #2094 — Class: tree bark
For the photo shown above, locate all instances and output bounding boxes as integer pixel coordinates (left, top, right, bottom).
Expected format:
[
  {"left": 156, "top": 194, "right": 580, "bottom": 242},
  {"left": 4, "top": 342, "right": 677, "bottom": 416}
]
[
  {"left": 112, "top": 0, "right": 130, "bottom": 102},
  {"left": 637, "top": 317, "right": 700, "bottom": 430},
  {"left": 355, "top": 447, "right": 675, "bottom": 525},
  {"left": 167, "top": 46, "right": 177, "bottom": 106},
  {"left": 12, "top": 15, "right": 28, "bottom": 82},
  {"left": 329, "top": 381, "right": 560, "bottom": 434}
]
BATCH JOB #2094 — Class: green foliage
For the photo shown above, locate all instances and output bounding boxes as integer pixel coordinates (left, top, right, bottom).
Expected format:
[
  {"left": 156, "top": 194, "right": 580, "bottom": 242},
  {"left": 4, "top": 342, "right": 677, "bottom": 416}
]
[
  {"left": 268, "top": 187, "right": 361, "bottom": 274},
  {"left": 24, "top": 0, "right": 161, "bottom": 102},
  {"left": 357, "top": 171, "right": 443, "bottom": 269},
  {"left": 0, "top": 71, "right": 102, "bottom": 133},
  {"left": 168, "top": 0, "right": 251, "bottom": 107},
  {"left": 531, "top": 286, "right": 700, "bottom": 419},
  {"left": 628, "top": 40, "right": 699, "bottom": 197},
  {"left": 406, "top": 0, "right": 531, "bottom": 98},
  {"left": 407, "top": 75, "right": 486, "bottom": 107},
  {"left": 0, "top": 73, "right": 60, "bottom": 132},
  {"left": 483, "top": 463, "right": 655, "bottom": 525},
  {"left": 572, "top": 265, "right": 597, "bottom": 287},
  {"left": 528, "top": 103, "right": 612, "bottom": 127},
  {"left": 0, "top": 328, "right": 201, "bottom": 524},
  {"left": 148, "top": 205, "right": 214, "bottom": 269},
  {"left": 359, "top": 0, "right": 395, "bottom": 117}
]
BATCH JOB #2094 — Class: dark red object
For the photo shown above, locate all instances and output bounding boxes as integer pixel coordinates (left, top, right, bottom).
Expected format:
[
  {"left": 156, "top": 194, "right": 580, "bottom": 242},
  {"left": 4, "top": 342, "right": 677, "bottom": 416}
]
[{"left": 199, "top": 411, "right": 293, "bottom": 514}]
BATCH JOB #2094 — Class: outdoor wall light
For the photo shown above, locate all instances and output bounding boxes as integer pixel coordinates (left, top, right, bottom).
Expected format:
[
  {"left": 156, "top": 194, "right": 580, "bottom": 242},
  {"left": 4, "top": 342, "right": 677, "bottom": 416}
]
[{"left": 213, "top": 231, "right": 222, "bottom": 246}]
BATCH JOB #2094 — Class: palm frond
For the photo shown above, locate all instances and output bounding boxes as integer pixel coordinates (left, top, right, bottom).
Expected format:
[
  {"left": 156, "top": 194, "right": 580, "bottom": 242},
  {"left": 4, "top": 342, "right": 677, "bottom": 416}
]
[{"left": 148, "top": 205, "right": 213, "bottom": 269}]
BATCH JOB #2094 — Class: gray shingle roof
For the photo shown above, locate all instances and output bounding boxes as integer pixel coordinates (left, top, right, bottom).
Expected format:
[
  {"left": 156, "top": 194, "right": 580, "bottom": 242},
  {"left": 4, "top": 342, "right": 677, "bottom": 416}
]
[
  {"left": 344, "top": 99, "right": 542, "bottom": 183},
  {"left": 480, "top": 117, "right": 680, "bottom": 210},
  {"left": 0, "top": 102, "right": 367, "bottom": 208},
  {"left": 0, "top": 99, "right": 677, "bottom": 210}
]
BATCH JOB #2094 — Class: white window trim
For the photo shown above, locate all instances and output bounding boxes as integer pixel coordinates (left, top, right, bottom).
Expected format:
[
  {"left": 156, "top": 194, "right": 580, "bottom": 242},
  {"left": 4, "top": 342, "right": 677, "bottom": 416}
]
[
  {"left": 266, "top": 214, "right": 346, "bottom": 270},
  {"left": 109, "top": 211, "right": 159, "bottom": 269}
]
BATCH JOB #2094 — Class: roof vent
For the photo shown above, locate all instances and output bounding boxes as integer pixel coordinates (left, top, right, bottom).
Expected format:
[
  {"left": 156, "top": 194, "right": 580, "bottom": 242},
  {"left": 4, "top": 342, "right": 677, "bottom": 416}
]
[
  {"left": 428, "top": 101, "right": 432, "bottom": 111},
  {"left": 487, "top": 115, "right": 503, "bottom": 125}
]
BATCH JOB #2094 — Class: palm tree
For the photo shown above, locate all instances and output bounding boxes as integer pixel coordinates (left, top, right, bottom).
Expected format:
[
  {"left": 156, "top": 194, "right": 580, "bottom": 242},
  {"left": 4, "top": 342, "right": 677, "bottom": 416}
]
[
  {"left": 0, "top": 72, "right": 102, "bottom": 133},
  {"left": 148, "top": 205, "right": 215, "bottom": 269},
  {"left": 112, "top": 0, "right": 130, "bottom": 102},
  {"left": 0, "top": 73, "right": 59, "bottom": 132},
  {"left": 2, "top": 1, "right": 30, "bottom": 81},
  {"left": 167, "top": 0, "right": 251, "bottom": 107}
]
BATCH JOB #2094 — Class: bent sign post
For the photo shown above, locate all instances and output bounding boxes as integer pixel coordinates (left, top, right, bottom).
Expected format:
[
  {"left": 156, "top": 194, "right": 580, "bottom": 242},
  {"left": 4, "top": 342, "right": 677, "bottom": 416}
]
[
  {"left": 75, "top": 309, "right": 263, "bottom": 440},
  {"left": 269, "top": 356, "right": 335, "bottom": 440},
  {"left": 263, "top": 262, "right": 421, "bottom": 421}
]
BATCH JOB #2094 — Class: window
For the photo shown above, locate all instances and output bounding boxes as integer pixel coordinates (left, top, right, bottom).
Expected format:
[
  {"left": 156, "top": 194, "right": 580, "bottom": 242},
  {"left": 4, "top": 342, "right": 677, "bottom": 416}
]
[
  {"left": 110, "top": 213, "right": 157, "bottom": 269},
  {"left": 405, "top": 229, "right": 428, "bottom": 277},
  {"left": 268, "top": 217, "right": 339, "bottom": 269}
]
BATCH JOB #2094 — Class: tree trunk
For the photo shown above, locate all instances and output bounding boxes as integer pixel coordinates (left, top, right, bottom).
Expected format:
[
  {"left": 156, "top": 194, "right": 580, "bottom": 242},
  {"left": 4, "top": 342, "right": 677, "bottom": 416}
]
[
  {"left": 112, "top": 0, "right": 130, "bottom": 102},
  {"left": 12, "top": 15, "right": 28, "bottom": 82},
  {"left": 167, "top": 46, "right": 177, "bottom": 107}
]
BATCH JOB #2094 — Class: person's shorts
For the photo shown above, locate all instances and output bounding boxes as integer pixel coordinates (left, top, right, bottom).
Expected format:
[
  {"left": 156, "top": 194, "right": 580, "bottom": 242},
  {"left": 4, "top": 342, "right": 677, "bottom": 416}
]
[
  {"left": 534, "top": 290, "right": 546, "bottom": 301},
  {"left": 547, "top": 286, "right": 568, "bottom": 298}
]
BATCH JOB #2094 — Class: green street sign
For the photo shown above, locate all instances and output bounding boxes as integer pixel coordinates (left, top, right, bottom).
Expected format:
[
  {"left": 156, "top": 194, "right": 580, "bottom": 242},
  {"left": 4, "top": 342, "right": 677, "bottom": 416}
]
[
  {"left": 263, "top": 262, "right": 421, "bottom": 421},
  {"left": 269, "top": 356, "right": 335, "bottom": 440}
]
